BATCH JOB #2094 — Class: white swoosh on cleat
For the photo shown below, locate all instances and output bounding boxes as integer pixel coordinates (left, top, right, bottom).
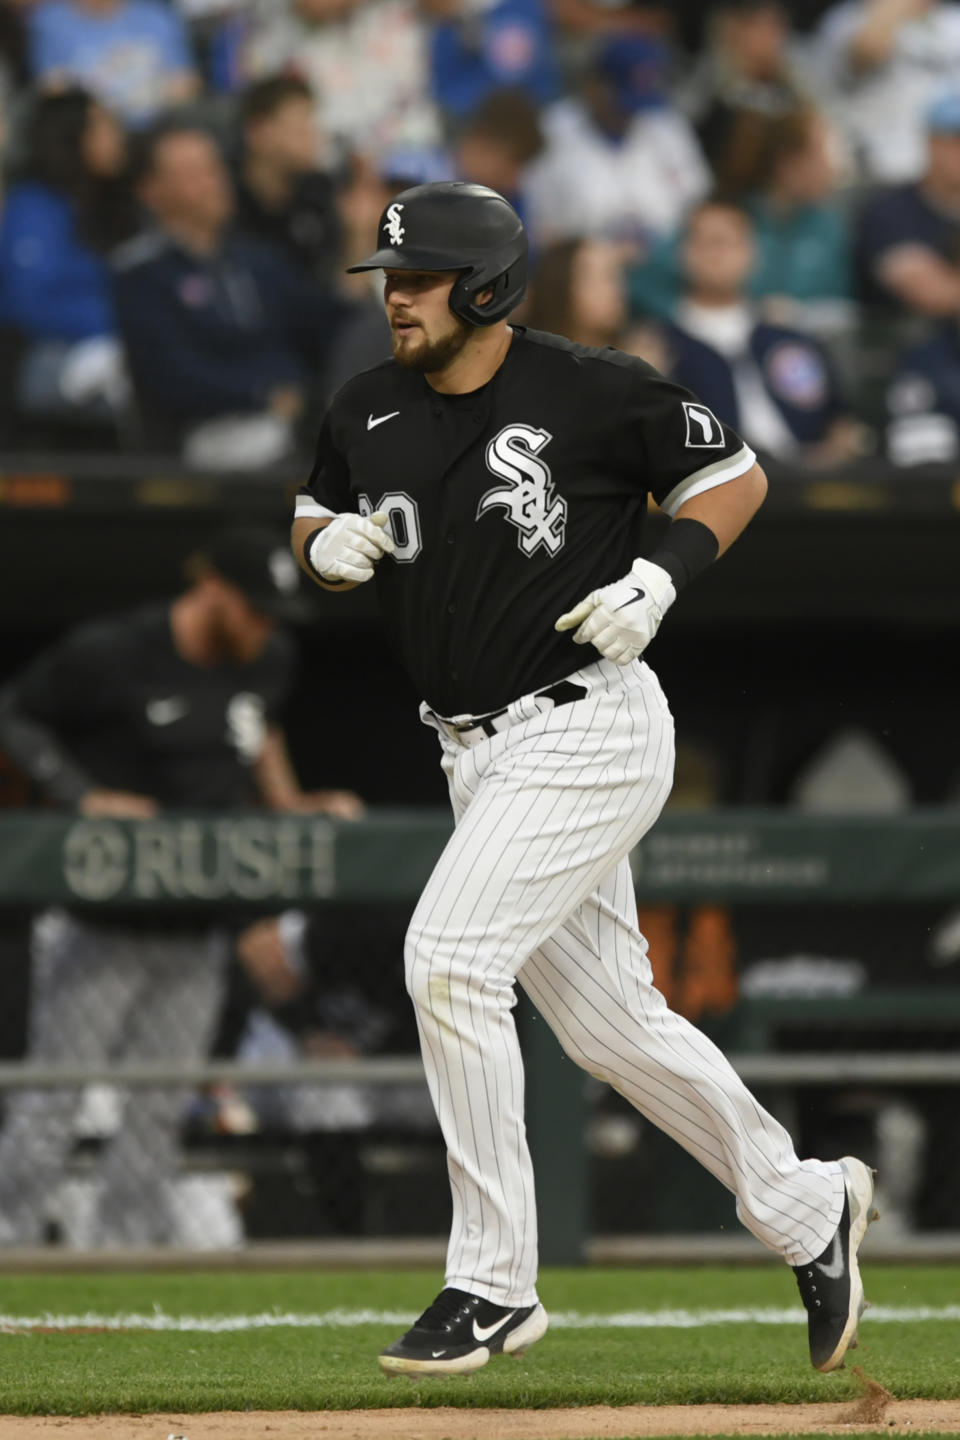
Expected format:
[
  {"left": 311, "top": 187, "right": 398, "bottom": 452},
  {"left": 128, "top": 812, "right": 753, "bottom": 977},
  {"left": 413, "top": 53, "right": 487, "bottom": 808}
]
[
  {"left": 472, "top": 1312, "right": 515, "bottom": 1343},
  {"left": 815, "top": 1234, "right": 845, "bottom": 1280}
]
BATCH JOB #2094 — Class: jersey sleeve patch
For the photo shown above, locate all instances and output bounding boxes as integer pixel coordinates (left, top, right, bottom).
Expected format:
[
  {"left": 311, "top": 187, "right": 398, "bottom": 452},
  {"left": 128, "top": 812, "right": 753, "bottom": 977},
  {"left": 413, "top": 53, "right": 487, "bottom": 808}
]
[
  {"left": 682, "top": 401, "right": 726, "bottom": 449},
  {"left": 658, "top": 443, "right": 757, "bottom": 517}
]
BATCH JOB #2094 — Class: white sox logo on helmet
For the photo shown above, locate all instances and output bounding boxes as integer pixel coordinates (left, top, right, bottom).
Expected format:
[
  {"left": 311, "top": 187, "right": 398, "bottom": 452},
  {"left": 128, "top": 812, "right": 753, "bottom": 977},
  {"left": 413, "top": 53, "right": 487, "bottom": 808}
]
[
  {"left": 478, "top": 424, "right": 566, "bottom": 556},
  {"left": 385, "top": 203, "right": 405, "bottom": 245}
]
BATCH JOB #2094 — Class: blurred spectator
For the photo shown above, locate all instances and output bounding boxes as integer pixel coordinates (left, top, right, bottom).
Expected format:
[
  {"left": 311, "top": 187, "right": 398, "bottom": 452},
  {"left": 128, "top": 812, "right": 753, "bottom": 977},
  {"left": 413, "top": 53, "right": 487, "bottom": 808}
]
[
  {"left": 421, "top": 0, "right": 558, "bottom": 122},
  {"left": 526, "top": 237, "right": 627, "bottom": 345},
  {"left": 715, "top": 106, "right": 854, "bottom": 324},
  {"left": 885, "top": 317, "right": 960, "bottom": 461},
  {"left": 0, "top": 525, "right": 362, "bottom": 1248},
  {"left": 234, "top": 72, "right": 343, "bottom": 289},
  {"left": 242, "top": 0, "right": 441, "bottom": 167},
  {"left": 814, "top": 0, "right": 960, "bottom": 182},
  {"left": 25, "top": 0, "right": 201, "bottom": 128},
  {"left": 628, "top": 106, "right": 853, "bottom": 332},
  {"left": 658, "top": 198, "right": 858, "bottom": 464},
  {"left": 113, "top": 120, "right": 347, "bottom": 466},
  {"left": 0, "top": 88, "right": 138, "bottom": 428},
  {"left": 453, "top": 88, "right": 543, "bottom": 230},
  {"left": 525, "top": 32, "right": 709, "bottom": 249},
  {"left": 680, "top": 0, "right": 806, "bottom": 171},
  {"left": 858, "top": 91, "right": 960, "bottom": 319}
]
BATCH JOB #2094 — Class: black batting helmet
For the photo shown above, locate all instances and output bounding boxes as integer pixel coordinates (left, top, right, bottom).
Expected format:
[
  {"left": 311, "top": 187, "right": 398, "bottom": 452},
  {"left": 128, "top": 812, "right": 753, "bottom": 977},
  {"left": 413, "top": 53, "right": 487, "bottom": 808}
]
[{"left": 346, "top": 181, "right": 528, "bottom": 326}]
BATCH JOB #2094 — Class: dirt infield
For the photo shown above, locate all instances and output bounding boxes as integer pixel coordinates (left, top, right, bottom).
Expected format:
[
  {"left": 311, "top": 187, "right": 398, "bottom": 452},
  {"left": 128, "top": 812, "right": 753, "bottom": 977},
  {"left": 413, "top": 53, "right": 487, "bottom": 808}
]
[{"left": 3, "top": 1399, "right": 960, "bottom": 1439}]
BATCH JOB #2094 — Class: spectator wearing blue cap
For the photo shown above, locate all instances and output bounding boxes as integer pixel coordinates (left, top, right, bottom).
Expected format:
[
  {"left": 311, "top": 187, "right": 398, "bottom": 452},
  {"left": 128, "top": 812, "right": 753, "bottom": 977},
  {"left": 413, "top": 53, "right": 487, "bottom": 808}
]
[
  {"left": 814, "top": 0, "right": 960, "bottom": 183},
  {"left": 858, "top": 90, "right": 960, "bottom": 319},
  {"left": 525, "top": 31, "right": 709, "bottom": 250}
]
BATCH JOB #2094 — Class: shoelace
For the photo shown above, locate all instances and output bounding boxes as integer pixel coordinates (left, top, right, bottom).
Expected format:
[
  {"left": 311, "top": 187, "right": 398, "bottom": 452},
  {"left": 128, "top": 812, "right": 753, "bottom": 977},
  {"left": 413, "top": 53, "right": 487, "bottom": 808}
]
[
  {"left": 794, "top": 1265, "right": 823, "bottom": 1311},
  {"left": 414, "top": 1287, "right": 477, "bottom": 1331}
]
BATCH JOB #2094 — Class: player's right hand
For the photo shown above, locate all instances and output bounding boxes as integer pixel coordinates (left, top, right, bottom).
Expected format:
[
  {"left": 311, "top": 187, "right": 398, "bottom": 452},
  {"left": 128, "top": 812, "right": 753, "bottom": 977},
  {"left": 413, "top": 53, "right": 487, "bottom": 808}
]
[{"left": 308, "top": 511, "right": 395, "bottom": 585}]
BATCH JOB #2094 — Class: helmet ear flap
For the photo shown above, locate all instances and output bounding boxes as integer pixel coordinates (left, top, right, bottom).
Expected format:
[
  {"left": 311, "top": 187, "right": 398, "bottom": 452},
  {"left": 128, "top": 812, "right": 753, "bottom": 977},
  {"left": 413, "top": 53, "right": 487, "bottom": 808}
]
[{"left": 449, "top": 261, "right": 526, "bottom": 326}]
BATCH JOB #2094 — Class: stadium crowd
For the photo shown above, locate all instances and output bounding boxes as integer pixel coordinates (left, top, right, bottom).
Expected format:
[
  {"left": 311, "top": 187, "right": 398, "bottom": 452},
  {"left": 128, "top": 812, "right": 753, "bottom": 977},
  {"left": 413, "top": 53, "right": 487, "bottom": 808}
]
[{"left": 1, "top": 0, "right": 960, "bottom": 467}]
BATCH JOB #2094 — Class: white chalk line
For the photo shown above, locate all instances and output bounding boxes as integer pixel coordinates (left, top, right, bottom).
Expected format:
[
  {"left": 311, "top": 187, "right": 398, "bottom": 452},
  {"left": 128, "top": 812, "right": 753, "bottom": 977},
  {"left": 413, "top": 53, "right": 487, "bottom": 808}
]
[{"left": 1, "top": 1305, "right": 959, "bottom": 1334}]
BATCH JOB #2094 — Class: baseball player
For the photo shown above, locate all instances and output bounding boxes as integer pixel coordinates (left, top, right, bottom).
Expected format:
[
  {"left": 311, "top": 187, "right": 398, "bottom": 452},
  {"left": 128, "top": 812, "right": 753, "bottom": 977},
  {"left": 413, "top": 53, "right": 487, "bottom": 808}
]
[
  {"left": 0, "top": 527, "right": 359, "bottom": 1247},
  {"left": 291, "top": 183, "right": 878, "bottom": 1378}
]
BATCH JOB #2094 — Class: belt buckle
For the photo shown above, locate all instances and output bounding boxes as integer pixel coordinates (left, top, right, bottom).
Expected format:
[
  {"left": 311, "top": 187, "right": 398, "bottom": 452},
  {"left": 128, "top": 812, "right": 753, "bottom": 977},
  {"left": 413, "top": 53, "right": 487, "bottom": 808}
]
[{"left": 453, "top": 707, "right": 507, "bottom": 743}]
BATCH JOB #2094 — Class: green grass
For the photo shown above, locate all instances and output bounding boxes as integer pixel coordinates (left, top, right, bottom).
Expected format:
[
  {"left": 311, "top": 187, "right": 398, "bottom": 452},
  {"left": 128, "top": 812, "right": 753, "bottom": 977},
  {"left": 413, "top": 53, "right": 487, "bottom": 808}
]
[{"left": 0, "top": 1266, "right": 957, "bottom": 1415}]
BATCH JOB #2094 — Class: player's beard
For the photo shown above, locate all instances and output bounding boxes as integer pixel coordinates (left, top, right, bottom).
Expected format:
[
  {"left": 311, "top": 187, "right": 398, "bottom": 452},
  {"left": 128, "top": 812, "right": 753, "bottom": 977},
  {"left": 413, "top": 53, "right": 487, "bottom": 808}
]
[{"left": 391, "top": 312, "right": 474, "bottom": 373}]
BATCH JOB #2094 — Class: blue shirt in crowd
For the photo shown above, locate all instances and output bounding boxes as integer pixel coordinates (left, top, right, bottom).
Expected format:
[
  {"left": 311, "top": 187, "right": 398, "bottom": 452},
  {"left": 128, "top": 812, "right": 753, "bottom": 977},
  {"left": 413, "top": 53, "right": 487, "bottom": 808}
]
[
  {"left": 0, "top": 184, "right": 115, "bottom": 341},
  {"left": 431, "top": 0, "right": 558, "bottom": 117},
  {"left": 27, "top": 0, "right": 193, "bottom": 125}
]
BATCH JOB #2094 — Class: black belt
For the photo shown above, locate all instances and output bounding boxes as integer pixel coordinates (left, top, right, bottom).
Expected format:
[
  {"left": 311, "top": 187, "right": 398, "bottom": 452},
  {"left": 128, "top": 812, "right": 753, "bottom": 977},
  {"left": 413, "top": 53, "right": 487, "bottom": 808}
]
[{"left": 450, "top": 678, "right": 588, "bottom": 739}]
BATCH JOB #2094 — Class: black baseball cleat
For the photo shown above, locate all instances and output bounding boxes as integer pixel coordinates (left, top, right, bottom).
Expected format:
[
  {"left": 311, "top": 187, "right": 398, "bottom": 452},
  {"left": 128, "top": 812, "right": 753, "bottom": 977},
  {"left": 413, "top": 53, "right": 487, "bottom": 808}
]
[
  {"left": 793, "top": 1156, "right": 880, "bottom": 1373},
  {"left": 378, "top": 1286, "right": 549, "bottom": 1376}
]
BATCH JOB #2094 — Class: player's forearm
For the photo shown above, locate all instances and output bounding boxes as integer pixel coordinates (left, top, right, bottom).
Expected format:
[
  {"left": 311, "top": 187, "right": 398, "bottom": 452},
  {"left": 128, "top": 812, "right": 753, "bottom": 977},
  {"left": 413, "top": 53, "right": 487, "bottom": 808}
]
[
  {"left": 290, "top": 517, "right": 359, "bottom": 591},
  {"left": 0, "top": 692, "right": 94, "bottom": 807},
  {"left": 670, "top": 461, "right": 768, "bottom": 559},
  {"left": 879, "top": 251, "right": 960, "bottom": 317},
  {"left": 254, "top": 726, "right": 306, "bottom": 810}
]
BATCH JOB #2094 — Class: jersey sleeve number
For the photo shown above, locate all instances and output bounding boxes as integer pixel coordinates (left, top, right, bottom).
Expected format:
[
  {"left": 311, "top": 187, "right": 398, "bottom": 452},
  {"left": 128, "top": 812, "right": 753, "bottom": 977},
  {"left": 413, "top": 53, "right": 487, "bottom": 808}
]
[{"left": 358, "top": 491, "right": 422, "bottom": 563}]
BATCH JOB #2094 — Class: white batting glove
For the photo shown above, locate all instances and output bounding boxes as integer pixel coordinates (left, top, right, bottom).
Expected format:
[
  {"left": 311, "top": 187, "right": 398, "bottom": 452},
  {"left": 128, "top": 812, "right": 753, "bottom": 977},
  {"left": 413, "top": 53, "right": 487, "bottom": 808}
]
[
  {"left": 555, "top": 558, "right": 677, "bottom": 665},
  {"left": 308, "top": 511, "right": 394, "bottom": 584}
]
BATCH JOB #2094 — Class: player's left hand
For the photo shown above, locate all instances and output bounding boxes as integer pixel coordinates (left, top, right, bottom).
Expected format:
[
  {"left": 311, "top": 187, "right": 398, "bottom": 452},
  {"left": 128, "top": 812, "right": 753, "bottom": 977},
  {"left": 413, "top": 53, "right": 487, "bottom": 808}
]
[{"left": 555, "top": 558, "right": 676, "bottom": 665}]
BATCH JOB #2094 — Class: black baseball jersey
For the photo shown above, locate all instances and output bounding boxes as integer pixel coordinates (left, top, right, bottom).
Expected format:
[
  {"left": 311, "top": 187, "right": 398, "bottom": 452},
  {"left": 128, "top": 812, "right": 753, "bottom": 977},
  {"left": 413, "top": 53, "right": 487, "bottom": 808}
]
[
  {"left": 297, "top": 326, "right": 755, "bottom": 716},
  {"left": 0, "top": 605, "right": 295, "bottom": 808}
]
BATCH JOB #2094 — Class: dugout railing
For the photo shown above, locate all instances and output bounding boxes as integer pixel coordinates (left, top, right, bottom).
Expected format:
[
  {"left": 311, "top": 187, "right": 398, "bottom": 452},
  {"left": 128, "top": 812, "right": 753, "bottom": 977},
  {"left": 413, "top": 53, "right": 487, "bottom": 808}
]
[{"left": 0, "top": 809, "right": 958, "bottom": 1259}]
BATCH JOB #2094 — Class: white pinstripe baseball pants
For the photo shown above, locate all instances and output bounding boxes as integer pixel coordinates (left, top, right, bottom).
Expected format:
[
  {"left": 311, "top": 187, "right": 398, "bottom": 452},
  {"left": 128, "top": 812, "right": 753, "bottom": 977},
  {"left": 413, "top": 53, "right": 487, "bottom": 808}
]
[{"left": 409, "top": 657, "right": 845, "bottom": 1308}]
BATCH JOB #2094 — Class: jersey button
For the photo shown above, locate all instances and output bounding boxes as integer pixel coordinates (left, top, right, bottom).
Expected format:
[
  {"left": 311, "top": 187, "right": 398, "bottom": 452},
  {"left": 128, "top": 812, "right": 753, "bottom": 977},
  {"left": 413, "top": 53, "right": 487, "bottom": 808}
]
[
  {"left": 447, "top": 603, "right": 456, "bottom": 614},
  {"left": 450, "top": 668, "right": 458, "bottom": 679},
  {"left": 446, "top": 533, "right": 455, "bottom": 545}
]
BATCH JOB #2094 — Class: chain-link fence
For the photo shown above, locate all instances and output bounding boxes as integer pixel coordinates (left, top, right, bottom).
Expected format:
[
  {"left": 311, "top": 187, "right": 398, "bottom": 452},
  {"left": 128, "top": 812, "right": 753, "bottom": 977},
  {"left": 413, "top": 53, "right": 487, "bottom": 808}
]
[{"left": 1, "top": 818, "right": 960, "bottom": 1252}]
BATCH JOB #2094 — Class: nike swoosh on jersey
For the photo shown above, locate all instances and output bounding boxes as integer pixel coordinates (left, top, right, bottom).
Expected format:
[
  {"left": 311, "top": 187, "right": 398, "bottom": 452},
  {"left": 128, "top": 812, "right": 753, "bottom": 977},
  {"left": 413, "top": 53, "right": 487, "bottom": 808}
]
[
  {"left": 815, "top": 1233, "right": 845, "bottom": 1280},
  {"left": 367, "top": 410, "right": 400, "bottom": 430},
  {"left": 146, "top": 697, "right": 189, "bottom": 726},
  {"left": 615, "top": 588, "right": 645, "bottom": 611},
  {"left": 472, "top": 1311, "right": 516, "bottom": 1343}
]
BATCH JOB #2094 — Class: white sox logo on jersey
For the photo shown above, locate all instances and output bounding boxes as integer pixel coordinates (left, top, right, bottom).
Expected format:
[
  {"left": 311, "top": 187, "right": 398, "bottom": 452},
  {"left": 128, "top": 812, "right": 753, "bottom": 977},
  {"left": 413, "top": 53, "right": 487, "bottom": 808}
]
[{"left": 478, "top": 424, "right": 567, "bottom": 557}]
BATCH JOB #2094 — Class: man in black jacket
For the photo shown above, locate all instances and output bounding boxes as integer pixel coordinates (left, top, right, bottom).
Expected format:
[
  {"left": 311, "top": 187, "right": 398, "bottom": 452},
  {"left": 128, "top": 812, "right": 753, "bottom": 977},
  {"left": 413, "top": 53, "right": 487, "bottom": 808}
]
[
  {"left": 0, "top": 527, "right": 360, "bottom": 1247},
  {"left": 113, "top": 120, "right": 347, "bottom": 467}
]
